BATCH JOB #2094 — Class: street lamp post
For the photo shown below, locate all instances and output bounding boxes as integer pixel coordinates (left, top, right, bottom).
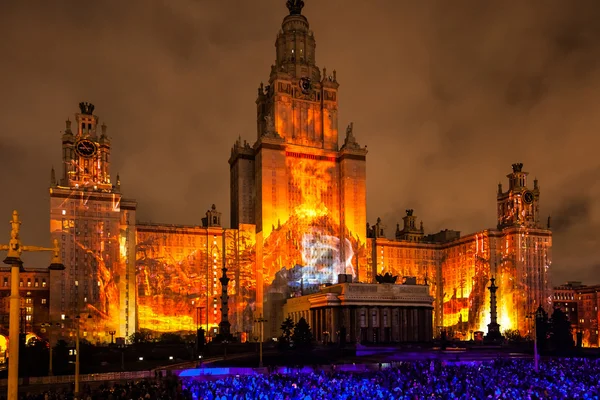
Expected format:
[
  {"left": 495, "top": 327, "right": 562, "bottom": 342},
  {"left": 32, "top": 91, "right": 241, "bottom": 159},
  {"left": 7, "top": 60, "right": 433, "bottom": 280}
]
[
  {"left": 254, "top": 315, "right": 267, "bottom": 368},
  {"left": 527, "top": 308, "right": 543, "bottom": 373},
  {"left": 0, "top": 211, "right": 64, "bottom": 400},
  {"left": 75, "top": 318, "right": 80, "bottom": 398},
  {"left": 66, "top": 314, "right": 92, "bottom": 400},
  {"left": 533, "top": 316, "right": 539, "bottom": 373},
  {"left": 108, "top": 330, "right": 116, "bottom": 345},
  {"left": 41, "top": 322, "right": 61, "bottom": 376}
]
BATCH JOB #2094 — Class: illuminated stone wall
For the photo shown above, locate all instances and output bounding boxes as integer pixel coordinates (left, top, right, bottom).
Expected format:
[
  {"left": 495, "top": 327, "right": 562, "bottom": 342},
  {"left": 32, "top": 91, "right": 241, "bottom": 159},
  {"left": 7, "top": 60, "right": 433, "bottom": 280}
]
[
  {"left": 253, "top": 146, "right": 367, "bottom": 337},
  {"left": 371, "top": 227, "right": 551, "bottom": 339},
  {"left": 369, "top": 238, "right": 442, "bottom": 328},
  {"left": 49, "top": 188, "right": 137, "bottom": 341},
  {"left": 134, "top": 223, "right": 257, "bottom": 339}
]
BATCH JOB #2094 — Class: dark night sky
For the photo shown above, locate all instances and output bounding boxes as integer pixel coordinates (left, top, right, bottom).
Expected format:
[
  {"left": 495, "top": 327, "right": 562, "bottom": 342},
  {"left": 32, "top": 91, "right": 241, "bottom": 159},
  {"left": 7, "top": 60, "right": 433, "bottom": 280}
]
[{"left": 1, "top": 0, "right": 599, "bottom": 285}]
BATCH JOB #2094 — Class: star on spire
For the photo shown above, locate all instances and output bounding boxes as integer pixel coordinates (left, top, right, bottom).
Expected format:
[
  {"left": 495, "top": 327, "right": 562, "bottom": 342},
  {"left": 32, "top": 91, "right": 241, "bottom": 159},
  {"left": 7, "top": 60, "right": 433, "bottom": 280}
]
[{"left": 286, "top": 0, "right": 304, "bottom": 15}]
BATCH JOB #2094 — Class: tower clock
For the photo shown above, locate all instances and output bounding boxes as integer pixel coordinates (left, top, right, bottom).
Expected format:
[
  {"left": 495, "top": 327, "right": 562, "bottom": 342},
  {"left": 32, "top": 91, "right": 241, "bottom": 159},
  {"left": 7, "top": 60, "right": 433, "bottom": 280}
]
[{"left": 497, "top": 163, "right": 541, "bottom": 229}]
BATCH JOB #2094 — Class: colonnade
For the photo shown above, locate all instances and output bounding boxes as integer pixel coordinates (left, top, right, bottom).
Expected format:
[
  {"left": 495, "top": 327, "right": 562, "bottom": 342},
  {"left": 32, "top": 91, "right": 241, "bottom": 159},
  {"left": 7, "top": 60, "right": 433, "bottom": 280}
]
[{"left": 287, "top": 305, "right": 433, "bottom": 343}]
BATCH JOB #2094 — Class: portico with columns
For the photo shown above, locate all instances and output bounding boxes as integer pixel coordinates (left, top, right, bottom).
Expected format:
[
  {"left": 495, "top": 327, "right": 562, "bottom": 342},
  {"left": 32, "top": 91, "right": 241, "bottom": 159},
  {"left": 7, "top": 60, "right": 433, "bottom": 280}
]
[{"left": 283, "top": 282, "right": 434, "bottom": 344}]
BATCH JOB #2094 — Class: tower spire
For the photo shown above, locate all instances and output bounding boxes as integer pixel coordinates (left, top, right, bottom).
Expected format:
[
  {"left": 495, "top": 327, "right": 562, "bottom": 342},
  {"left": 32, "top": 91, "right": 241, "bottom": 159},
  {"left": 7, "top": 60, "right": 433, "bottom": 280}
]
[
  {"left": 50, "top": 166, "right": 56, "bottom": 187},
  {"left": 286, "top": 0, "right": 304, "bottom": 15}
]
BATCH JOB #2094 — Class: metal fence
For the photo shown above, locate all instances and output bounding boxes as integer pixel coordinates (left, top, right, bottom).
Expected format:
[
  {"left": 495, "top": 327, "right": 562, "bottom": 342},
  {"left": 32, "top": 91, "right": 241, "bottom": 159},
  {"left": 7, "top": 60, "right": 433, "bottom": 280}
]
[{"left": 0, "top": 370, "right": 153, "bottom": 387}]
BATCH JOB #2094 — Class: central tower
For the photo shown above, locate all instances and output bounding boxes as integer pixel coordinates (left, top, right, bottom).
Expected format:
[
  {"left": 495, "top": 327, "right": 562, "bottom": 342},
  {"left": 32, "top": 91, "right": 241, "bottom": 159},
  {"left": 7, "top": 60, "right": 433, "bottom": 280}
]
[
  {"left": 229, "top": 1, "right": 368, "bottom": 336},
  {"left": 256, "top": 0, "right": 338, "bottom": 150}
]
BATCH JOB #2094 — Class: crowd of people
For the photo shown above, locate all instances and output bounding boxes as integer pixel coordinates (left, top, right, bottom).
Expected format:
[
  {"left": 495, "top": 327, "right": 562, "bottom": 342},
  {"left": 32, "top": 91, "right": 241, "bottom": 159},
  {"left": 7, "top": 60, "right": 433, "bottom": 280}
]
[
  {"left": 180, "top": 359, "right": 600, "bottom": 400},
  {"left": 13, "top": 377, "right": 188, "bottom": 400},
  {"left": 6, "top": 358, "right": 600, "bottom": 399}
]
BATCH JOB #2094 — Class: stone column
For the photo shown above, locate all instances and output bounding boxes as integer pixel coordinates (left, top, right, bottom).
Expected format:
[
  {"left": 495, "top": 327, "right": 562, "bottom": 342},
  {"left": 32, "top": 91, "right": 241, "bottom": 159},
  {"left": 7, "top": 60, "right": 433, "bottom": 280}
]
[
  {"left": 218, "top": 266, "right": 231, "bottom": 340},
  {"left": 331, "top": 307, "right": 339, "bottom": 343},
  {"left": 401, "top": 308, "right": 408, "bottom": 342}
]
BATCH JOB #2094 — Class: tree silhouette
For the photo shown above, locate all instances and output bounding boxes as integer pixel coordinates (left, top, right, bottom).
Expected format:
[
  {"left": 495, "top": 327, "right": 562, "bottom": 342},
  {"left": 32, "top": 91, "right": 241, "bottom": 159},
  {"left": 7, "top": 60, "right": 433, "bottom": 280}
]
[
  {"left": 292, "top": 317, "right": 313, "bottom": 348},
  {"left": 279, "top": 317, "right": 295, "bottom": 350},
  {"left": 535, "top": 305, "right": 549, "bottom": 353},
  {"left": 504, "top": 329, "right": 525, "bottom": 344},
  {"left": 550, "top": 307, "right": 574, "bottom": 353},
  {"left": 127, "top": 329, "right": 152, "bottom": 345},
  {"left": 52, "top": 339, "right": 70, "bottom": 375},
  {"left": 159, "top": 332, "right": 184, "bottom": 344}
]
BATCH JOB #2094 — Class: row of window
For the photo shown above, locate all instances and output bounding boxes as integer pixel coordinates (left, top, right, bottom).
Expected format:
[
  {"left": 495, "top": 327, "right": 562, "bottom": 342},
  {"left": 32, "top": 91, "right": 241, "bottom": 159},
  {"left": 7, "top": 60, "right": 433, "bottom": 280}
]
[
  {"left": 23, "top": 298, "right": 47, "bottom": 305},
  {"left": 2, "top": 278, "right": 47, "bottom": 288}
]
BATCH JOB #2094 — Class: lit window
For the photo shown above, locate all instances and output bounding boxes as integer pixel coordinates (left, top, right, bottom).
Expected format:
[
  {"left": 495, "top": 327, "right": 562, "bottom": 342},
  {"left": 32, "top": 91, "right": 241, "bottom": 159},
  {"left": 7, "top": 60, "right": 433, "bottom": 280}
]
[
  {"left": 62, "top": 210, "right": 66, "bottom": 215},
  {"left": 42, "top": 280, "right": 47, "bottom": 288},
  {"left": 41, "top": 299, "right": 47, "bottom": 304},
  {"left": 25, "top": 315, "right": 32, "bottom": 321}
]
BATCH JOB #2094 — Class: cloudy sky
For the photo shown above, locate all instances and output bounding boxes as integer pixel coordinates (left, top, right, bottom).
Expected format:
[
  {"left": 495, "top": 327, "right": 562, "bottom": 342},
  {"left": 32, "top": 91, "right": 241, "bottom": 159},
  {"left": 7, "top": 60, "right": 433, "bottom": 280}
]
[{"left": 1, "top": 0, "right": 599, "bottom": 285}]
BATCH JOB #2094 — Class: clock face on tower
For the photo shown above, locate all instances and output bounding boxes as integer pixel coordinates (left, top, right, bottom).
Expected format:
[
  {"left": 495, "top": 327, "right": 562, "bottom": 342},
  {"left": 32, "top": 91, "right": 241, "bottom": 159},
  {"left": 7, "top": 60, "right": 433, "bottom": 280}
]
[
  {"left": 523, "top": 191, "right": 534, "bottom": 205},
  {"left": 75, "top": 139, "right": 98, "bottom": 158},
  {"left": 299, "top": 77, "right": 312, "bottom": 94}
]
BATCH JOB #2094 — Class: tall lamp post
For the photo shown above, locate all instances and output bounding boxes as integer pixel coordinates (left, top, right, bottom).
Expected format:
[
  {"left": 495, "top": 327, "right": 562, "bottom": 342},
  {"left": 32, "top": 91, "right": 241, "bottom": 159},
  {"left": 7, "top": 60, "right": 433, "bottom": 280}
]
[
  {"left": 41, "top": 322, "right": 61, "bottom": 376},
  {"left": 254, "top": 315, "right": 267, "bottom": 368},
  {"left": 0, "top": 211, "right": 63, "bottom": 400},
  {"left": 65, "top": 313, "right": 92, "bottom": 400},
  {"left": 195, "top": 306, "right": 205, "bottom": 359},
  {"left": 108, "top": 330, "right": 116, "bottom": 345},
  {"left": 526, "top": 307, "right": 544, "bottom": 373}
]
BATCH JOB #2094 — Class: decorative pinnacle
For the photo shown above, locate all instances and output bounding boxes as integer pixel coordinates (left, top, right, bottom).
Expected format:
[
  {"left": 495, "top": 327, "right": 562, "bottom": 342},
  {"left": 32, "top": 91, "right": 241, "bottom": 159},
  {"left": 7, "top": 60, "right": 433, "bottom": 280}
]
[
  {"left": 79, "top": 102, "right": 95, "bottom": 115},
  {"left": 286, "top": 0, "right": 304, "bottom": 15}
]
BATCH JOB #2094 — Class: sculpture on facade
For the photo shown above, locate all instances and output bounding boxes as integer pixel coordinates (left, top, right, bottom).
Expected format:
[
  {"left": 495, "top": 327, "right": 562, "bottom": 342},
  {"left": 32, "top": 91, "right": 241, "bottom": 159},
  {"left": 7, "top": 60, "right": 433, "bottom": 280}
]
[
  {"left": 376, "top": 272, "right": 399, "bottom": 284},
  {"left": 265, "top": 114, "right": 275, "bottom": 133}
]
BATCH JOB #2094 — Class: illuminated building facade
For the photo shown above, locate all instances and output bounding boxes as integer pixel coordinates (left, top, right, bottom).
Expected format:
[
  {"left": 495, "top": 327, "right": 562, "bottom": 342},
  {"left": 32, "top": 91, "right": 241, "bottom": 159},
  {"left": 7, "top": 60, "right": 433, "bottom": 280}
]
[
  {"left": 49, "top": 102, "right": 137, "bottom": 341},
  {"left": 0, "top": 268, "right": 50, "bottom": 334},
  {"left": 553, "top": 282, "right": 600, "bottom": 347},
  {"left": 39, "top": 3, "right": 556, "bottom": 344},
  {"left": 0, "top": 267, "right": 51, "bottom": 363},
  {"left": 229, "top": 0, "right": 367, "bottom": 337},
  {"left": 369, "top": 163, "right": 553, "bottom": 338},
  {"left": 135, "top": 207, "right": 257, "bottom": 339}
]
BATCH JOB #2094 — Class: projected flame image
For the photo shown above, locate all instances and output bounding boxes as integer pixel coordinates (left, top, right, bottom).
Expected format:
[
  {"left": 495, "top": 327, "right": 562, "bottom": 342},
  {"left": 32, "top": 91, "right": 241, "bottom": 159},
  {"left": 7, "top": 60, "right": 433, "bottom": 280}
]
[
  {"left": 49, "top": 188, "right": 137, "bottom": 338},
  {"left": 369, "top": 203, "right": 551, "bottom": 340},
  {"left": 258, "top": 153, "right": 366, "bottom": 302},
  {"left": 134, "top": 223, "right": 257, "bottom": 336},
  {"left": 40, "top": 1, "right": 554, "bottom": 345}
]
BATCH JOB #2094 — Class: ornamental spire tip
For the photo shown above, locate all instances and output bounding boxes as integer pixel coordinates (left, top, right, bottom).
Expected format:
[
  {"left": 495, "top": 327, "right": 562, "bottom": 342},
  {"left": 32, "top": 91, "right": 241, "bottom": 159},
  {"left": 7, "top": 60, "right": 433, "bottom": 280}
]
[{"left": 286, "top": 0, "right": 304, "bottom": 15}]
